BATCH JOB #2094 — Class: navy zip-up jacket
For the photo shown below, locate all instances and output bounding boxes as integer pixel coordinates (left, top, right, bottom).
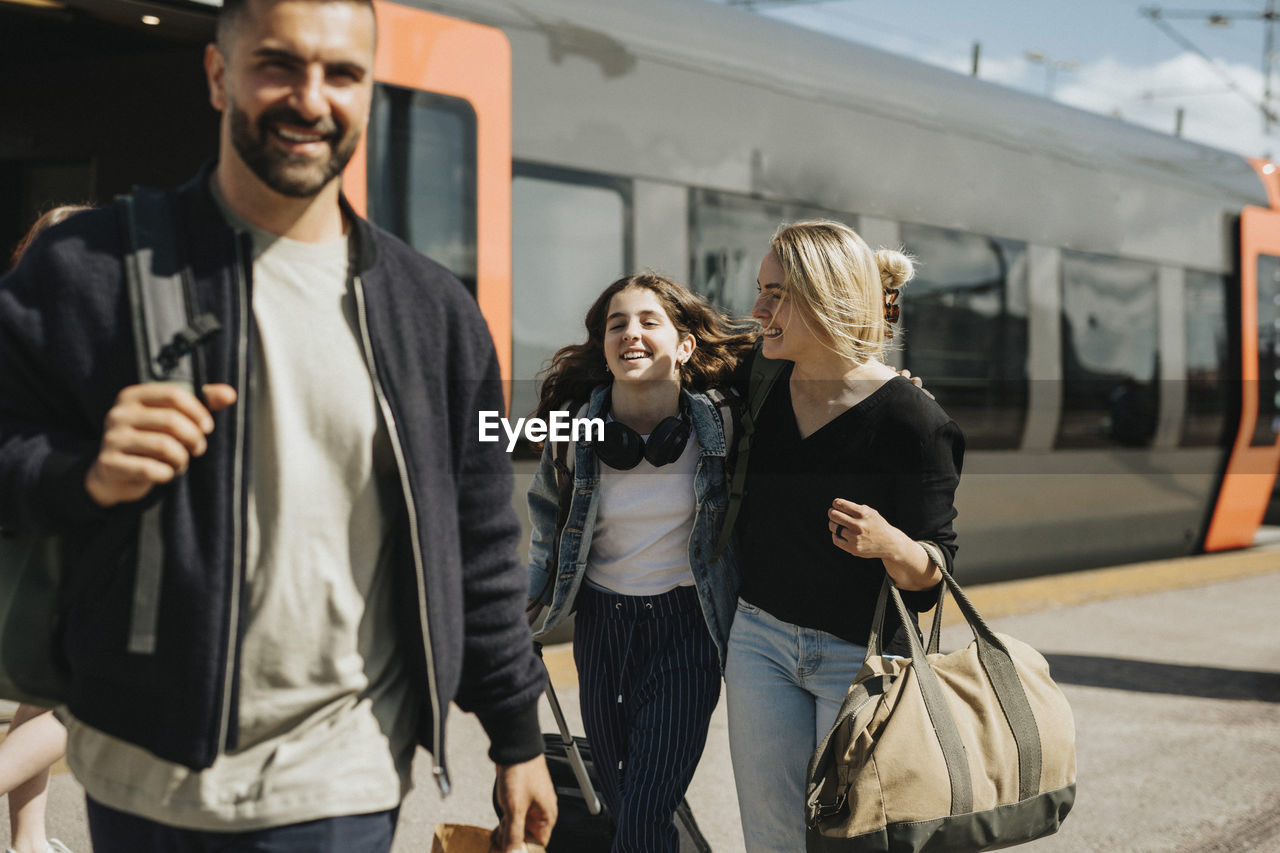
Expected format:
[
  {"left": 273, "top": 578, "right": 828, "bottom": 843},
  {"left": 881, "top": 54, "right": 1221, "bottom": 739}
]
[{"left": 0, "top": 167, "right": 544, "bottom": 781}]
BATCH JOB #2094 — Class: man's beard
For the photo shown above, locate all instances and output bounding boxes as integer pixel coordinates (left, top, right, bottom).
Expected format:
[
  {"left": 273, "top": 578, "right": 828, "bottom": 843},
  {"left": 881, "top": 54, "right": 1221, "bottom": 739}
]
[{"left": 229, "top": 101, "right": 360, "bottom": 198}]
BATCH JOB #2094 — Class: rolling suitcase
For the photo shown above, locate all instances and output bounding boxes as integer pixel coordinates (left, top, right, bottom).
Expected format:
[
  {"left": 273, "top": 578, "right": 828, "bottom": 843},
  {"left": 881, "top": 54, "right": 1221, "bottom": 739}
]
[{"left": 514, "top": 645, "right": 713, "bottom": 852}]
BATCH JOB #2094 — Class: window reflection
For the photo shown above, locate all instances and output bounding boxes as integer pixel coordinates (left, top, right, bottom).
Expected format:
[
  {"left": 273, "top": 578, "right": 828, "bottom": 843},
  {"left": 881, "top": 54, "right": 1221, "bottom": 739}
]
[
  {"left": 1058, "top": 252, "right": 1160, "bottom": 448},
  {"left": 511, "top": 165, "right": 630, "bottom": 426},
  {"left": 689, "top": 189, "right": 854, "bottom": 316},
  {"left": 367, "top": 84, "right": 477, "bottom": 292},
  {"left": 1252, "top": 255, "right": 1280, "bottom": 446},
  {"left": 1181, "top": 270, "right": 1228, "bottom": 447},
  {"left": 900, "top": 224, "right": 1029, "bottom": 449}
]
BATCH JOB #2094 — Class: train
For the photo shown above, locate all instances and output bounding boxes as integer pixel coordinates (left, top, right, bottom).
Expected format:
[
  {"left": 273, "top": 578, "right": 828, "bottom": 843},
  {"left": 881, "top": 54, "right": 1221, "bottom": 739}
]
[{"left": 2, "top": 0, "right": 1277, "bottom": 581}]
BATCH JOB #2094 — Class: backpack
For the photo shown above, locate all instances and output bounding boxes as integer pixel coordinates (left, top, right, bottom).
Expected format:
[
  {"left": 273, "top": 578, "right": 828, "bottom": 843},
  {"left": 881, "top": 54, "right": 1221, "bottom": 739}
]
[{"left": 0, "top": 189, "right": 220, "bottom": 705}]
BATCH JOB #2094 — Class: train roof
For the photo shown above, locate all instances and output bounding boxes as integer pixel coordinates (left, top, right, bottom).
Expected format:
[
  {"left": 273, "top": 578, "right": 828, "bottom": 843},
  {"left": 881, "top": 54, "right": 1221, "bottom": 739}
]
[
  {"left": 79, "top": 0, "right": 1267, "bottom": 207},
  {"left": 419, "top": 0, "right": 1266, "bottom": 208},
  {"left": 52, "top": 0, "right": 1267, "bottom": 269}
]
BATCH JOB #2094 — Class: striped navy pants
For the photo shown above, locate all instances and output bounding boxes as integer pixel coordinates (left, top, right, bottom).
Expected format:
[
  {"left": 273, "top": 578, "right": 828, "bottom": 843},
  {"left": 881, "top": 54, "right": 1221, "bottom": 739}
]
[{"left": 574, "top": 583, "right": 721, "bottom": 853}]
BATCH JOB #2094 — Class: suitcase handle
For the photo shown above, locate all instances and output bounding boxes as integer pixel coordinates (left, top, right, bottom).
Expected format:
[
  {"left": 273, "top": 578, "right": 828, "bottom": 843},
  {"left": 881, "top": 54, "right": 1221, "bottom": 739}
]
[{"left": 535, "top": 643, "right": 603, "bottom": 816}]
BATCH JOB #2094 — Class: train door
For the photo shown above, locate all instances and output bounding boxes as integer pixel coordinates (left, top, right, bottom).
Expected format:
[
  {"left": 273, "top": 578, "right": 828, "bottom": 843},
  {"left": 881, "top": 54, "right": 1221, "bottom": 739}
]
[
  {"left": 1203, "top": 202, "right": 1280, "bottom": 550},
  {"left": 342, "top": 0, "right": 513, "bottom": 383},
  {"left": 0, "top": 2, "right": 215, "bottom": 261}
]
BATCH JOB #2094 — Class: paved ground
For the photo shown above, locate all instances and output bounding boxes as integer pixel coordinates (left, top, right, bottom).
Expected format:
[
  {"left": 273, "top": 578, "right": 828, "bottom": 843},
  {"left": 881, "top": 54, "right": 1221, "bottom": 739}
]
[{"left": 4, "top": 541, "right": 1279, "bottom": 852}]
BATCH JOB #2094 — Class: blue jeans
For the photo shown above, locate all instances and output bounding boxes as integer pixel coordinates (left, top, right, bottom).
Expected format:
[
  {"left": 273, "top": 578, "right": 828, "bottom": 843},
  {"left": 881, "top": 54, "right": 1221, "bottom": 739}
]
[
  {"left": 86, "top": 799, "right": 399, "bottom": 853},
  {"left": 724, "top": 599, "right": 869, "bottom": 853}
]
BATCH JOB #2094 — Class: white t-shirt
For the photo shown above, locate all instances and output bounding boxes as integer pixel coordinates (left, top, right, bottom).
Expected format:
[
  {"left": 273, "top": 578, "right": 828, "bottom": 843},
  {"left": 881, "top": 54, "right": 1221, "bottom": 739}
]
[{"left": 584, "top": 424, "right": 699, "bottom": 596}]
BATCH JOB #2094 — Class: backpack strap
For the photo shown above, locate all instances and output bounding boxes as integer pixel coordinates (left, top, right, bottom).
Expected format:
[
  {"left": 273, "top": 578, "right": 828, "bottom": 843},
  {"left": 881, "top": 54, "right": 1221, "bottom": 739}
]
[
  {"left": 713, "top": 345, "right": 785, "bottom": 559},
  {"left": 116, "top": 189, "right": 222, "bottom": 655},
  {"left": 119, "top": 188, "right": 221, "bottom": 389},
  {"left": 704, "top": 386, "right": 738, "bottom": 456}
]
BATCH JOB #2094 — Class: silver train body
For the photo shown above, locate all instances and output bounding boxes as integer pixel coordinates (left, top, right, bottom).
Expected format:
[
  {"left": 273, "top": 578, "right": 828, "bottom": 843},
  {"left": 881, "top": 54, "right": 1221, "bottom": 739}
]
[
  {"left": 2, "top": 0, "right": 1275, "bottom": 581},
  {"left": 416, "top": 0, "right": 1267, "bottom": 579}
]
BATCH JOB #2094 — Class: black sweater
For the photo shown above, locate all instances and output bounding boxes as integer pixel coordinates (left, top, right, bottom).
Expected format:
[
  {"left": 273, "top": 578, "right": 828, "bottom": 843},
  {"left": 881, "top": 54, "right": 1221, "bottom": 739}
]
[{"left": 739, "top": 367, "right": 964, "bottom": 654}]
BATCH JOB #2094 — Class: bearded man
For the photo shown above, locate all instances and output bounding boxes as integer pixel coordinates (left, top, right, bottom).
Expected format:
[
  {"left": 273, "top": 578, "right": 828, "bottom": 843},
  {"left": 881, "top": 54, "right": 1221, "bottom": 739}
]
[{"left": 0, "top": 1, "right": 555, "bottom": 850}]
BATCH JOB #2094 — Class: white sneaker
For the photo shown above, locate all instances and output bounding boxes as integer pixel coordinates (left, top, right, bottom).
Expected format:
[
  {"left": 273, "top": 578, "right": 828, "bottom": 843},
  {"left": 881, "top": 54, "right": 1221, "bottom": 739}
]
[{"left": 47, "top": 842, "right": 74, "bottom": 853}]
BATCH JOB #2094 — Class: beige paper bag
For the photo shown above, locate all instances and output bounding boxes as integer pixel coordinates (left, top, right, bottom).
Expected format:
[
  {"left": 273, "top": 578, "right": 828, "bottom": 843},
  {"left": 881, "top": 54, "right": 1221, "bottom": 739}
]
[{"left": 431, "top": 823, "right": 548, "bottom": 853}]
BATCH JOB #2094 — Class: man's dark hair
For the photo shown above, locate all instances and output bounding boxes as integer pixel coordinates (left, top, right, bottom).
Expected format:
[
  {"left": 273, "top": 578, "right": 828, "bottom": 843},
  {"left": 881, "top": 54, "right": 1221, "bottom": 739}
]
[{"left": 216, "top": 0, "right": 376, "bottom": 52}]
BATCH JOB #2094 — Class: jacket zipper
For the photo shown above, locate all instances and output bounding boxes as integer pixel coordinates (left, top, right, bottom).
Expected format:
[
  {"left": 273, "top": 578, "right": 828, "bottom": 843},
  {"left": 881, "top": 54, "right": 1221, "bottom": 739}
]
[
  {"left": 217, "top": 233, "right": 251, "bottom": 754},
  {"left": 352, "top": 276, "right": 449, "bottom": 795}
]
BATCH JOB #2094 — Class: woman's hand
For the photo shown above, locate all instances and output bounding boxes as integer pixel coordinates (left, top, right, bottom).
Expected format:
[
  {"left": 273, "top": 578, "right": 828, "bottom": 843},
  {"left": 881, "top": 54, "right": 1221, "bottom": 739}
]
[{"left": 828, "top": 498, "right": 940, "bottom": 590}]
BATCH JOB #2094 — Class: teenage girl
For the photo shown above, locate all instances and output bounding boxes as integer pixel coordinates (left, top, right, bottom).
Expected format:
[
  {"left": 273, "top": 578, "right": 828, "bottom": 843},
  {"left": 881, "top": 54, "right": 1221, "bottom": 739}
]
[{"left": 526, "top": 272, "right": 754, "bottom": 853}]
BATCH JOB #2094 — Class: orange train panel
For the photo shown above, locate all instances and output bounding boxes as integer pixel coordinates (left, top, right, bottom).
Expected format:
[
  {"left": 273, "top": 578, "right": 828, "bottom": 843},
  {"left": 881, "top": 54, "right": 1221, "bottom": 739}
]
[
  {"left": 1248, "top": 157, "right": 1280, "bottom": 209},
  {"left": 1203, "top": 201, "right": 1280, "bottom": 551},
  {"left": 343, "top": 1, "right": 514, "bottom": 390}
]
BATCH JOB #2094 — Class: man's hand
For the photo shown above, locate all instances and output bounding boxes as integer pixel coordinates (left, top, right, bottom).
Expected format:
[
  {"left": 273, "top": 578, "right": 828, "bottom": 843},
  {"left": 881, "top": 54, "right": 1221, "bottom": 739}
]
[
  {"left": 85, "top": 383, "right": 237, "bottom": 508},
  {"left": 493, "top": 754, "right": 557, "bottom": 852}
]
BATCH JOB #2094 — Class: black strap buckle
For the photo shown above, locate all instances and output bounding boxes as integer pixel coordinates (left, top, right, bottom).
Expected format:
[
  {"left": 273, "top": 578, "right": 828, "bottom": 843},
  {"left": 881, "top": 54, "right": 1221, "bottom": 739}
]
[{"left": 155, "top": 313, "right": 221, "bottom": 379}]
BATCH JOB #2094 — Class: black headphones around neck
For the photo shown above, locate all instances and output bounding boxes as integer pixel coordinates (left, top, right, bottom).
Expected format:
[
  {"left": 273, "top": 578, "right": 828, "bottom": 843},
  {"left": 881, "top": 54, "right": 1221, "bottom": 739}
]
[{"left": 592, "top": 390, "right": 691, "bottom": 470}]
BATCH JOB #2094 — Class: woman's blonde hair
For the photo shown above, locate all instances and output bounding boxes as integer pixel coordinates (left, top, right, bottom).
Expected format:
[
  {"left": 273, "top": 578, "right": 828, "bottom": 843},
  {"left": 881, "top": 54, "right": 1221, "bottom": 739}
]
[{"left": 770, "top": 219, "right": 914, "bottom": 364}]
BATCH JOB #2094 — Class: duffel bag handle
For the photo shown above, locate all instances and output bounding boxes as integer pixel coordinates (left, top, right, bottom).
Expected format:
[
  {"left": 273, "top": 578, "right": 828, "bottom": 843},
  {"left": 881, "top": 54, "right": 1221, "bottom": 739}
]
[{"left": 867, "top": 568, "right": 1045, "bottom": 812}]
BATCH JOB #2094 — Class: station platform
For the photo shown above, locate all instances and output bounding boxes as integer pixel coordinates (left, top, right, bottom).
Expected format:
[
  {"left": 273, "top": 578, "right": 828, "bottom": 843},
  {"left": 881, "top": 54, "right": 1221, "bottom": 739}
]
[{"left": 5, "top": 535, "right": 1279, "bottom": 852}]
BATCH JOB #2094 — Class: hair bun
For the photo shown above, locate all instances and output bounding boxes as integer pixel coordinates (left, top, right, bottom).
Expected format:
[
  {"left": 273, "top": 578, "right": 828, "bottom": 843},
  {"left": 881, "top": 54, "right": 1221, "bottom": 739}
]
[{"left": 875, "top": 248, "right": 914, "bottom": 291}]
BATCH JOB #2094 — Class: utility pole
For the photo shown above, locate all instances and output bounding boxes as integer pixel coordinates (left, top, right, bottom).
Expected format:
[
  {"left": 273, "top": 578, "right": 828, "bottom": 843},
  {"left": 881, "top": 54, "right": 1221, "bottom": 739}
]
[
  {"left": 1265, "top": 0, "right": 1276, "bottom": 132},
  {"left": 972, "top": 41, "right": 981, "bottom": 76},
  {"left": 1024, "top": 50, "right": 1079, "bottom": 97}
]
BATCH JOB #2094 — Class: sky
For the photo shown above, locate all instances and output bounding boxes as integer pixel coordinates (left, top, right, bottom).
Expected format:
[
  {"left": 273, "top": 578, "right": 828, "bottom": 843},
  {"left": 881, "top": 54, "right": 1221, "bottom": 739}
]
[{"left": 706, "top": 0, "right": 1279, "bottom": 159}]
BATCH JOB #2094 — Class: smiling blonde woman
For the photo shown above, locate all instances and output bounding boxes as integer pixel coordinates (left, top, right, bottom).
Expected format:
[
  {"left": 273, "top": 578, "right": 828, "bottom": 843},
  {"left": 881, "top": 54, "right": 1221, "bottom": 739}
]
[{"left": 725, "top": 220, "right": 965, "bottom": 852}]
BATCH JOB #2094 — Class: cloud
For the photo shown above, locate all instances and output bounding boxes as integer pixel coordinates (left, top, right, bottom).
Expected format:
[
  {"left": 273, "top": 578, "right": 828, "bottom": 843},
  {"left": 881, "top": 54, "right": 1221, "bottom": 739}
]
[
  {"left": 931, "top": 49, "right": 1274, "bottom": 159},
  {"left": 1053, "top": 54, "right": 1272, "bottom": 159},
  {"left": 752, "top": 0, "right": 1275, "bottom": 161}
]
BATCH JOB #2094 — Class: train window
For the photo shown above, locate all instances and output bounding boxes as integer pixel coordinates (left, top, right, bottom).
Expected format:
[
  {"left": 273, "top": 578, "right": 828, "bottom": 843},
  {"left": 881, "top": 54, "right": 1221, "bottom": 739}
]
[
  {"left": 1252, "top": 255, "right": 1280, "bottom": 446},
  {"left": 1057, "top": 252, "right": 1161, "bottom": 448},
  {"left": 898, "top": 224, "right": 1029, "bottom": 450},
  {"left": 1181, "top": 270, "right": 1229, "bottom": 447},
  {"left": 366, "top": 84, "right": 477, "bottom": 293},
  {"left": 510, "top": 164, "right": 631, "bottom": 424},
  {"left": 689, "top": 189, "right": 854, "bottom": 317}
]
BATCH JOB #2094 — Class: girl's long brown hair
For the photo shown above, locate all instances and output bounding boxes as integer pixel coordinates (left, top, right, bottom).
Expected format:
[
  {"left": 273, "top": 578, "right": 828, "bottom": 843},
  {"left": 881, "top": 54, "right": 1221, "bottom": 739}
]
[
  {"left": 532, "top": 271, "right": 757, "bottom": 423},
  {"left": 11, "top": 204, "right": 91, "bottom": 269}
]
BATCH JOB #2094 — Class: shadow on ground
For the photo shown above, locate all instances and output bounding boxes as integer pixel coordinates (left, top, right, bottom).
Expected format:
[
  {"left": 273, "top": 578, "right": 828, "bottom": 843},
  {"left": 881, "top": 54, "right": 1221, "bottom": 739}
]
[{"left": 1043, "top": 654, "right": 1280, "bottom": 702}]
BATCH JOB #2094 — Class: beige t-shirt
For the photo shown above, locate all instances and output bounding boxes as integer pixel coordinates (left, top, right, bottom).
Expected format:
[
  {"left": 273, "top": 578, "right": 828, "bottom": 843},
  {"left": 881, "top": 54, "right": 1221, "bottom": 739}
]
[{"left": 66, "top": 203, "right": 418, "bottom": 830}]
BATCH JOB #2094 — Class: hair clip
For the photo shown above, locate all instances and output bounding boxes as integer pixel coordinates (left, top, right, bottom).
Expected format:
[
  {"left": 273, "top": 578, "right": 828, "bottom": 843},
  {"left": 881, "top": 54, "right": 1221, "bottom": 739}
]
[{"left": 884, "top": 290, "right": 901, "bottom": 325}]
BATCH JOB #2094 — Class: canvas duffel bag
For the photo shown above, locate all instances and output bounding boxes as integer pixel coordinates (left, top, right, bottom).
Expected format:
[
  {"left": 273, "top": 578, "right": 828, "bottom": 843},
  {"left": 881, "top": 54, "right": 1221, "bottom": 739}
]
[{"left": 806, "top": 567, "right": 1076, "bottom": 852}]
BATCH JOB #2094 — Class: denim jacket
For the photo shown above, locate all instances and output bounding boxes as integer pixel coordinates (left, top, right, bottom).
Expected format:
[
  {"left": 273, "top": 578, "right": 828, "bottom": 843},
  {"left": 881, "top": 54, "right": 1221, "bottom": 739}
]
[{"left": 526, "top": 384, "right": 740, "bottom": 669}]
